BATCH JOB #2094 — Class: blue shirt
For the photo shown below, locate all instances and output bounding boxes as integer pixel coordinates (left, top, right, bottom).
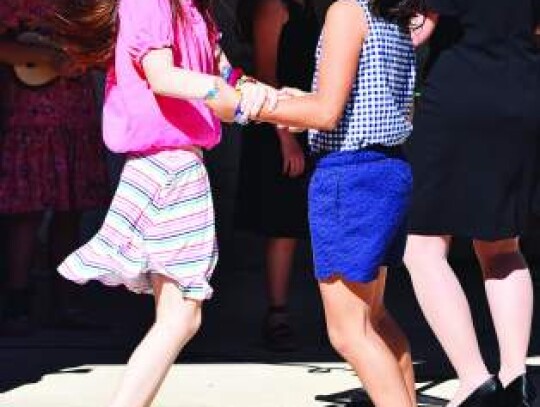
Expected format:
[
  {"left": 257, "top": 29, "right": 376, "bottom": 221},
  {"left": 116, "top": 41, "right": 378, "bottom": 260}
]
[{"left": 309, "top": 0, "right": 416, "bottom": 153}]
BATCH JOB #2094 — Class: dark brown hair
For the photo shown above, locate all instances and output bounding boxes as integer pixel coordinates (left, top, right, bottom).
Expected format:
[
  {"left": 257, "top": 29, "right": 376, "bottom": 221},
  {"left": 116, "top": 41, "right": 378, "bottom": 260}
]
[
  {"left": 290, "top": 0, "right": 425, "bottom": 30},
  {"left": 369, "top": 0, "right": 425, "bottom": 29},
  {"left": 53, "top": 0, "right": 212, "bottom": 68}
]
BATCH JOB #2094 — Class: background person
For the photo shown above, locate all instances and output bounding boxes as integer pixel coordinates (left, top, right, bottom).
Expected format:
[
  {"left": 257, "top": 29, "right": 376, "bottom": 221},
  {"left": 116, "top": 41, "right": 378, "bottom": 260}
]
[
  {"left": 405, "top": 0, "right": 540, "bottom": 405},
  {"left": 234, "top": 0, "right": 319, "bottom": 352}
]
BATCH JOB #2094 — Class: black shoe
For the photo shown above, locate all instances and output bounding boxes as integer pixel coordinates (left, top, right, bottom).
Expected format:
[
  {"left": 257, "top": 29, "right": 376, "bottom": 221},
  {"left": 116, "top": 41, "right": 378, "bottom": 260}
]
[
  {"left": 262, "top": 307, "right": 298, "bottom": 352},
  {"left": 458, "top": 377, "right": 503, "bottom": 407},
  {"left": 502, "top": 374, "right": 537, "bottom": 407}
]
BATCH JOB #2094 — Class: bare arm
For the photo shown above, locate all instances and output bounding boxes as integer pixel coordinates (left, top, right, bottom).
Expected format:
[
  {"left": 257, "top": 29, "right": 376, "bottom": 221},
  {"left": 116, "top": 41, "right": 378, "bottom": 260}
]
[
  {"left": 252, "top": 0, "right": 287, "bottom": 87},
  {"left": 257, "top": 0, "right": 367, "bottom": 132},
  {"left": 253, "top": 0, "right": 306, "bottom": 176},
  {"left": 410, "top": 12, "right": 438, "bottom": 48},
  {"left": 142, "top": 48, "right": 241, "bottom": 121},
  {"left": 0, "top": 40, "right": 58, "bottom": 66}
]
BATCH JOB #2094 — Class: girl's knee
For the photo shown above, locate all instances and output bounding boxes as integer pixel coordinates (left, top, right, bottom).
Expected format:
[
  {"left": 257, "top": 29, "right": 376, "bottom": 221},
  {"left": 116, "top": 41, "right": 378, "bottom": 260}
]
[
  {"left": 473, "top": 238, "right": 520, "bottom": 260},
  {"left": 156, "top": 299, "right": 202, "bottom": 339},
  {"left": 404, "top": 235, "right": 451, "bottom": 275},
  {"left": 183, "top": 305, "right": 202, "bottom": 338},
  {"left": 326, "top": 321, "right": 370, "bottom": 358},
  {"left": 474, "top": 239, "right": 526, "bottom": 278}
]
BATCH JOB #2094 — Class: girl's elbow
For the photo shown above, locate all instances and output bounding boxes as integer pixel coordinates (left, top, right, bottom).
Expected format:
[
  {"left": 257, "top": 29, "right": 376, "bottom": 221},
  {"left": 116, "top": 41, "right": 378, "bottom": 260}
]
[
  {"left": 148, "top": 80, "right": 168, "bottom": 96},
  {"left": 318, "top": 111, "right": 341, "bottom": 132},
  {"left": 145, "top": 72, "right": 173, "bottom": 96}
]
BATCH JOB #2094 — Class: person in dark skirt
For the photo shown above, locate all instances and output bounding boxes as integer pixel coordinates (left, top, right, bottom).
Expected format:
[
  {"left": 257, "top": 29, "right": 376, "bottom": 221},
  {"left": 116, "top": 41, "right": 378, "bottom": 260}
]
[
  {"left": 405, "top": 1, "right": 540, "bottom": 406},
  {"left": 235, "top": 0, "right": 319, "bottom": 351}
]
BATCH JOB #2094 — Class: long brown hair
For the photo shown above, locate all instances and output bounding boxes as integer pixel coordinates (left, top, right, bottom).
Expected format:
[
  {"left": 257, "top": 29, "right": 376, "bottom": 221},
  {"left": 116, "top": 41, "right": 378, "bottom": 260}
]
[
  {"left": 304, "top": 0, "right": 425, "bottom": 30},
  {"left": 53, "top": 0, "right": 212, "bottom": 68}
]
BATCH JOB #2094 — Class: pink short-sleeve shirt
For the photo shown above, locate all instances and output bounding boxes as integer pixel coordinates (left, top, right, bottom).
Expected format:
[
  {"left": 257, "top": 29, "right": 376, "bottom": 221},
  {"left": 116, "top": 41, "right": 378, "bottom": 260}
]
[{"left": 103, "top": 0, "right": 221, "bottom": 153}]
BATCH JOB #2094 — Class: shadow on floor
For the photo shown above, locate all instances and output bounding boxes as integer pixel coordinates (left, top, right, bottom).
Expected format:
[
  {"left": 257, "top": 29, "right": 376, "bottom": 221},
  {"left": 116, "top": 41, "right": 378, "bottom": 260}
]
[{"left": 2, "top": 233, "right": 540, "bottom": 407}]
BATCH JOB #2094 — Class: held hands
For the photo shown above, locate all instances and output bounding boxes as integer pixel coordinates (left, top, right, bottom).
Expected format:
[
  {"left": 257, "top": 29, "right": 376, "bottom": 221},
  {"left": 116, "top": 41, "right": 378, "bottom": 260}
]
[
  {"left": 206, "top": 79, "right": 308, "bottom": 131},
  {"left": 237, "top": 80, "right": 278, "bottom": 122},
  {"left": 207, "top": 77, "right": 279, "bottom": 124}
]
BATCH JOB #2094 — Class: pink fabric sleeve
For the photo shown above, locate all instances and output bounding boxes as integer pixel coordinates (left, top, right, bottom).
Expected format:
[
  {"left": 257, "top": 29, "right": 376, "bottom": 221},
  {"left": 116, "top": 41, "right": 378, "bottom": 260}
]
[{"left": 119, "top": 0, "right": 174, "bottom": 65}]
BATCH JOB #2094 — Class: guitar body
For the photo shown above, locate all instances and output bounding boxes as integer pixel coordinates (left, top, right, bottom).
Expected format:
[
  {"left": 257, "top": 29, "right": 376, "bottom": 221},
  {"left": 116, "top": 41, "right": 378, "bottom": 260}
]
[
  {"left": 14, "top": 63, "right": 59, "bottom": 87},
  {"left": 13, "top": 32, "right": 60, "bottom": 87}
]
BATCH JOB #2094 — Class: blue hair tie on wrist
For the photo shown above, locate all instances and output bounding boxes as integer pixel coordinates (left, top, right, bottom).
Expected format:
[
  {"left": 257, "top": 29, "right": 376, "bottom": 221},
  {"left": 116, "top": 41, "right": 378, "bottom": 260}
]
[{"left": 234, "top": 102, "right": 249, "bottom": 126}]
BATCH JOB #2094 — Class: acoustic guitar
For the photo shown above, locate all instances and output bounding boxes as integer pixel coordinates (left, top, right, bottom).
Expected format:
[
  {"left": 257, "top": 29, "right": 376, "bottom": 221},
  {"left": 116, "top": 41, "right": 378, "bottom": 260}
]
[{"left": 13, "top": 31, "right": 60, "bottom": 87}]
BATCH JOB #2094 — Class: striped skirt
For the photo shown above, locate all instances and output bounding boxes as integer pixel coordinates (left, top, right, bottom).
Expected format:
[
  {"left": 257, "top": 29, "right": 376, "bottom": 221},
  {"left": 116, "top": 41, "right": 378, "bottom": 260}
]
[{"left": 58, "top": 148, "right": 218, "bottom": 300}]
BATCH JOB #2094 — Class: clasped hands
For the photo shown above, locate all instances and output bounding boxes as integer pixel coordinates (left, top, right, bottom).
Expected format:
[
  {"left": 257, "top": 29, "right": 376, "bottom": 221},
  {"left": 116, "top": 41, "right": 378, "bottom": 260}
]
[{"left": 212, "top": 79, "right": 307, "bottom": 132}]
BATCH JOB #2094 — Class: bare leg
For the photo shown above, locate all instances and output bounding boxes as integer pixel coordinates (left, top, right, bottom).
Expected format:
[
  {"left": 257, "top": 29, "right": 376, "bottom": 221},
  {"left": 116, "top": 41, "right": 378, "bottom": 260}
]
[
  {"left": 371, "top": 268, "right": 417, "bottom": 406},
  {"left": 320, "top": 275, "right": 413, "bottom": 407},
  {"left": 265, "top": 237, "right": 297, "bottom": 307},
  {"left": 404, "top": 235, "right": 490, "bottom": 407},
  {"left": 474, "top": 238, "right": 533, "bottom": 386},
  {"left": 109, "top": 275, "right": 202, "bottom": 407},
  {"left": 262, "top": 237, "right": 299, "bottom": 351}
]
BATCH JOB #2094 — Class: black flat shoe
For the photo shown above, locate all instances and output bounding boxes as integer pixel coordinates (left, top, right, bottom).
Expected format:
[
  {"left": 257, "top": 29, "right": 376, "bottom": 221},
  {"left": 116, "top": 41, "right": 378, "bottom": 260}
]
[
  {"left": 503, "top": 374, "right": 536, "bottom": 407},
  {"left": 457, "top": 377, "right": 503, "bottom": 407},
  {"left": 262, "top": 308, "right": 298, "bottom": 352}
]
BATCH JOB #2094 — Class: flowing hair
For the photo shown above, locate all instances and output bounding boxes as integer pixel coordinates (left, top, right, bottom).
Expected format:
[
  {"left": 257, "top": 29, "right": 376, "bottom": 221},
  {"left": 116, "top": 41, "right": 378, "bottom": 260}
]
[
  {"left": 52, "top": 0, "right": 213, "bottom": 67},
  {"left": 369, "top": 0, "right": 426, "bottom": 29}
]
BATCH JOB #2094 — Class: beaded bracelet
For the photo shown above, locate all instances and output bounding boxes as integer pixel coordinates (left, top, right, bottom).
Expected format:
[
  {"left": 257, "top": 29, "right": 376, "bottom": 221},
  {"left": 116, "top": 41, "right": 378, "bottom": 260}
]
[
  {"left": 220, "top": 66, "right": 245, "bottom": 87},
  {"left": 234, "top": 75, "right": 257, "bottom": 91},
  {"left": 233, "top": 94, "right": 250, "bottom": 126},
  {"left": 203, "top": 78, "right": 220, "bottom": 101}
]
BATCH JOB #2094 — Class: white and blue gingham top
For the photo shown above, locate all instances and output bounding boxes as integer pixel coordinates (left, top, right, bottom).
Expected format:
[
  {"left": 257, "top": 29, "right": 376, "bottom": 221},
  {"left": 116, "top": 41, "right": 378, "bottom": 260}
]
[{"left": 309, "top": 0, "right": 416, "bottom": 153}]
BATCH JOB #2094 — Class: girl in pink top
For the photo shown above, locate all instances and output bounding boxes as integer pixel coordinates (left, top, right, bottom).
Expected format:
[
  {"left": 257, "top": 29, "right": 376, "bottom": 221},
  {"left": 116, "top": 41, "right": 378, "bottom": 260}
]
[{"left": 54, "top": 0, "right": 276, "bottom": 405}]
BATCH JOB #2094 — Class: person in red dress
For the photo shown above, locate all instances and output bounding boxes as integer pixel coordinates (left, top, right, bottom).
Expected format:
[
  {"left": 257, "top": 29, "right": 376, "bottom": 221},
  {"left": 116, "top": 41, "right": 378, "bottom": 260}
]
[{"left": 0, "top": 0, "right": 110, "bottom": 334}]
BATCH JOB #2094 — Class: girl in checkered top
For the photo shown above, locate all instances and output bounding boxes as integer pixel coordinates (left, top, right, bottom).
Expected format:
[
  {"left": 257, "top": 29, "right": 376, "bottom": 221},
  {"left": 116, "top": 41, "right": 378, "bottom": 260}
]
[{"left": 257, "top": 0, "right": 421, "bottom": 405}]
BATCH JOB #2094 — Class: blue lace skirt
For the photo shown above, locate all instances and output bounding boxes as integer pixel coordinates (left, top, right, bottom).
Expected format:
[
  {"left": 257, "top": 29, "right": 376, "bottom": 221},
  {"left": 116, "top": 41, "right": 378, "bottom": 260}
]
[{"left": 308, "top": 147, "right": 412, "bottom": 283}]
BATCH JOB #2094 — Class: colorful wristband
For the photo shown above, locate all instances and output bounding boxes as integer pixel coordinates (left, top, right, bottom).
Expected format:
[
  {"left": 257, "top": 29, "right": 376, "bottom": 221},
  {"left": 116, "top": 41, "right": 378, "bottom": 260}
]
[
  {"left": 227, "top": 68, "right": 244, "bottom": 87},
  {"left": 203, "top": 79, "right": 220, "bottom": 101},
  {"left": 234, "top": 75, "right": 257, "bottom": 91},
  {"left": 234, "top": 97, "right": 249, "bottom": 126},
  {"left": 221, "top": 66, "right": 245, "bottom": 87}
]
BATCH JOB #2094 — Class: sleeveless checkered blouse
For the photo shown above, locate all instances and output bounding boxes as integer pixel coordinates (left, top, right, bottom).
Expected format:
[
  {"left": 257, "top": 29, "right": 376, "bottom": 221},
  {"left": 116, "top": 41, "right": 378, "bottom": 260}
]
[{"left": 309, "top": 0, "right": 416, "bottom": 153}]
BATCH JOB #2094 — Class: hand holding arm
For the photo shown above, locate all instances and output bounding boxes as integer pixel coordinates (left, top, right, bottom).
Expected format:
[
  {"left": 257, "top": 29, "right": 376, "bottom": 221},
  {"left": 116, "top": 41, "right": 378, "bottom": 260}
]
[{"left": 142, "top": 48, "right": 277, "bottom": 123}]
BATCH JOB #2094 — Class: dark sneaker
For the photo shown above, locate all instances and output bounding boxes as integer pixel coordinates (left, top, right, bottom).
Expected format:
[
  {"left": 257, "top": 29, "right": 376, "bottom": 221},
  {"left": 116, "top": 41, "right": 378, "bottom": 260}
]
[{"left": 262, "top": 309, "right": 298, "bottom": 352}]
